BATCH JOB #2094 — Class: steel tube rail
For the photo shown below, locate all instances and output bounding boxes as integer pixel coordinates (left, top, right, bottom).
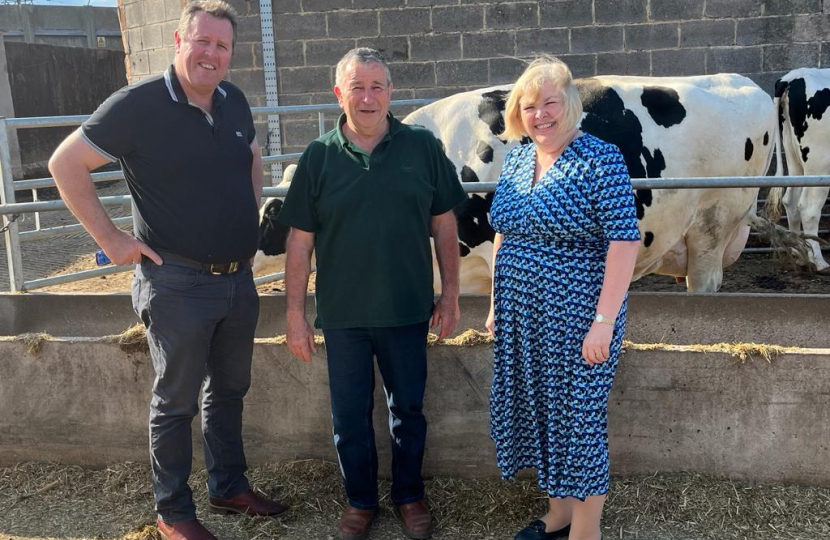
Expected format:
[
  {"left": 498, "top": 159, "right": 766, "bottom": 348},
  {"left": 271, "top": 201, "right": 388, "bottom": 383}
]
[
  {"left": 743, "top": 247, "right": 830, "bottom": 254},
  {"left": 4, "top": 99, "right": 436, "bottom": 132},
  {"left": 0, "top": 118, "right": 24, "bottom": 291},
  {"left": 5, "top": 177, "right": 830, "bottom": 215},
  {"left": 262, "top": 152, "right": 302, "bottom": 164},
  {"left": 6, "top": 115, "right": 89, "bottom": 129},
  {"left": 14, "top": 170, "right": 124, "bottom": 191},
  {"left": 630, "top": 176, "right": 830, "bottom": 189},
  {"left": 253, "top": 271, "right": 285, "bottom": 285},
  {"left": 0, "top": 195, "right": 131, "bottom": 215},
  {"left": 19, "top": 216, "right": 133, "bottom": 242},
  {"left": 24, "top": 264, "right": 134, "bottom": 290}
]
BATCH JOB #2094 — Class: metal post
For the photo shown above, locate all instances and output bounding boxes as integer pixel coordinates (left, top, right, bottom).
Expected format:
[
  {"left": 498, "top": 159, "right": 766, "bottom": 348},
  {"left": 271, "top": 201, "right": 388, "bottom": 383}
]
[
  {"left": 318, "top": 111, "right": 326, "bottom": 137},
  {"left": 0, "top": 117, "right": 24, "bottom": 291},
  {"left": 32, "top": 188, "right": 40, "bottom": 230}
]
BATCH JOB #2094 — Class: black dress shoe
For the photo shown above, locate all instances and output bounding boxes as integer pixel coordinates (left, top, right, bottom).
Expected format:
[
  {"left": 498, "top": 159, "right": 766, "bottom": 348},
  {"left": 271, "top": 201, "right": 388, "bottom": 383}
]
[{"left": 514, "top": 519, "right": 571, "bottom": 540}]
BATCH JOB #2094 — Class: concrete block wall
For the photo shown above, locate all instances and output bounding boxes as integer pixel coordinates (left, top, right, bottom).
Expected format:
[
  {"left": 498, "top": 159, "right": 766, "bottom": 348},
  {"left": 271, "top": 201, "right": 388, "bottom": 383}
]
[
  {"left": 118, "top": 0, "right": 830, "bottom": 162},
  {"left": 0, "top": 5, "right": 123, "bottom": 51}
]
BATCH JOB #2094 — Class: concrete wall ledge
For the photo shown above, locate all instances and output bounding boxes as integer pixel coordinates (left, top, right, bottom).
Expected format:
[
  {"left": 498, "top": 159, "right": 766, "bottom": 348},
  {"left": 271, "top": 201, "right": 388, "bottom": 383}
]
[
  {"left": 1, "top": 336, "right": 828, "bottom": 486},
  {"left": 2, "top": 292, "right": 829, "bottom": 347}
]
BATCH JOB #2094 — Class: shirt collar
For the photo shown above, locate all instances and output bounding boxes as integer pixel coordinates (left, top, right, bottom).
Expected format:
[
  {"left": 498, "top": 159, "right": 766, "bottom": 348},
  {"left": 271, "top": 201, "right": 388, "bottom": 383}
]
[
  {"left": 163, "top": 64, "right": 227, "bottom": 106},
  {"left": 336, "top": 112, "right": 401, "bottom": 150}
]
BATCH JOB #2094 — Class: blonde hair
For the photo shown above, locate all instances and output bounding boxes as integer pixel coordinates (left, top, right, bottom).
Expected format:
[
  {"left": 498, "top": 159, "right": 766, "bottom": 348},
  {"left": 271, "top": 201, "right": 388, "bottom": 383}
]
[
  {"left": 501, "top": 56, "right": 583, "bottom": 141},
  {"left": 177, "top": 0, "right": 238, "bottom": 49}
]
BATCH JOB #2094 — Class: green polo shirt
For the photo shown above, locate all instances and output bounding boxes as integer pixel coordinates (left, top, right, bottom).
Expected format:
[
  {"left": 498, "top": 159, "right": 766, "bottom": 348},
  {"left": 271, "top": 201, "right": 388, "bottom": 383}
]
[{"left": 278, "top": 113, "right": 466, "bottom": 329}]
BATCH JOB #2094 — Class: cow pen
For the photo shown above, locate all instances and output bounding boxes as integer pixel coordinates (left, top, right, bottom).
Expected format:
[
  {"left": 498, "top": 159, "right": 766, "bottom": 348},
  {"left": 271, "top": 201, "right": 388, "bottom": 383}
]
[{"left": 2, "top": 105, "right": 830, "bottom": 293}]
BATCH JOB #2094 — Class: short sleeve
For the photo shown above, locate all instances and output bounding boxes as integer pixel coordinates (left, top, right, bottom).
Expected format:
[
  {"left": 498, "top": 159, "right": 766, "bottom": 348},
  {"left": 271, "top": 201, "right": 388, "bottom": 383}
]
[
  {"left": 277, "top": 148, "right": 319, "bottom": 233},
  {"left": 591, "top": 144, "right": 641, "bottom": 242},
  {"left": 244, "top": 96, "right": 256, "bottom": 145},
  {"left": 80, "top": 87, "right": 137, "bottom": 161},
  {"left": 428, "top": 135, "right": 466, "bottom": 215}
]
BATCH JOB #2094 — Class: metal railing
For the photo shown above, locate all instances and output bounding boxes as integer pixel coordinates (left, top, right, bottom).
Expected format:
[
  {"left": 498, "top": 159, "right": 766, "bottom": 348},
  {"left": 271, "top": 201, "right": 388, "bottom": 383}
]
[
  {"left": 2, "top": 104, "right": 830, "bottom": 291},
  {"left": 0, "top": 100, "right": 434, "bottom": 292}
]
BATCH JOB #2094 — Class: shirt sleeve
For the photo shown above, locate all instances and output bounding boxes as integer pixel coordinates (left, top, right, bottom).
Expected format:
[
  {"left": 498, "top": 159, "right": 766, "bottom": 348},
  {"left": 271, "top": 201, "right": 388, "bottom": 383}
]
[
  {"left": 277, "top": 148, "right": 319, "bottom": 233},
  {"left": 80, "top": 87, "right": 138, "bottom": 162},
  {"left": 428, "top": 134, "right": 466, "bottom": 216},
  {"left": 244, "top": 94, "right": 256, "bottom": 145},
  {"left": 591, "top": 143, "right": 641, "bottom": 242}
]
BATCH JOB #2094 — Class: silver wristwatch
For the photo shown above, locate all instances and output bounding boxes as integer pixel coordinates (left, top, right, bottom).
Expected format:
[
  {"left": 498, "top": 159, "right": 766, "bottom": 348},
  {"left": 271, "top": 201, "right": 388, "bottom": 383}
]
[{"left": 594, "top": 313, "right": 615, "bottom": 325}]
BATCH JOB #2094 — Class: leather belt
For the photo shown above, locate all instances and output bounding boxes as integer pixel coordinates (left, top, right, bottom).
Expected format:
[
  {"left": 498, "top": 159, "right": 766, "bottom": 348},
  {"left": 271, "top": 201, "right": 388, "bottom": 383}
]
[{"left": 151, "top": 250, "right": 247, "bottom": 275}]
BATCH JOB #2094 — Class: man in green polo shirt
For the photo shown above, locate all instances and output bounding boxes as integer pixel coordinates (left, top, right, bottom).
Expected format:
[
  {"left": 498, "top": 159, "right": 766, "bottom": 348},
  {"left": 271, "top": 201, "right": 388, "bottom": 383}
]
[{"left": 279, "top": 48, "right": 465, "bottom": 540}]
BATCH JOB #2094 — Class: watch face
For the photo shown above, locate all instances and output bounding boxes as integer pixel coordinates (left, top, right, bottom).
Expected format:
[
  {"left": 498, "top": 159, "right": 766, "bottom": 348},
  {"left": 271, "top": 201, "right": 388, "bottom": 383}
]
[{"left": 595, "top": 314, "right": 604, "bottom": 323}]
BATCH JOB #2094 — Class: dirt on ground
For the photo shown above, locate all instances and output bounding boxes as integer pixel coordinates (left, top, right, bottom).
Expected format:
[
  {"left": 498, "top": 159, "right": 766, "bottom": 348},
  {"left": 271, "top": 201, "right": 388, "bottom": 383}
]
[{"left": 1, "top": 460, "right": 829, "bottom": 540}]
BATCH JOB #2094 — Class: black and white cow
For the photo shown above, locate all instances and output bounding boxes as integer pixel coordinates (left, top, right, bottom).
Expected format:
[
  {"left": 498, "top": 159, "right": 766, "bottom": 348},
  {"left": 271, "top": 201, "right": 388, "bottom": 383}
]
[
  {"left": 253, "top": 75, "right": 776, "bottom": 293},
  {"left": 767, "top": 68, "right": 830, "bottom": 273},
  {"left": 253, "top": 164, "right": 296, "bottom": 277},
  {"left": 404, "top": 74, "right": 776, "bottom": 293}
]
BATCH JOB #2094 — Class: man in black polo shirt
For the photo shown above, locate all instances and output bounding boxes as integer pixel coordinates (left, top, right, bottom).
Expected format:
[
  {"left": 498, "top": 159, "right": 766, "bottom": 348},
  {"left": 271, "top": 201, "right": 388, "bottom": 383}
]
[
  {"left": 279, "top": 48, "right": 466, "bottom": 540},
  {"left": 48, "top": 1, "right": 285, "bottom": 538}
]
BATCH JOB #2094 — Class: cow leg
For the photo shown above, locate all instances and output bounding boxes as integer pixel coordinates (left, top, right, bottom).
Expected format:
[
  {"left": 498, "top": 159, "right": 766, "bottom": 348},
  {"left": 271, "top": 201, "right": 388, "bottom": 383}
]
[
  {"left": 782, "top": 186, "right": 803, "bottom": 235},
  {"left": 685, "top": 259, "right": 723, "bottom": 292},
  {"left": 798, "top": 186, "right": 830, "bottom": 272}
]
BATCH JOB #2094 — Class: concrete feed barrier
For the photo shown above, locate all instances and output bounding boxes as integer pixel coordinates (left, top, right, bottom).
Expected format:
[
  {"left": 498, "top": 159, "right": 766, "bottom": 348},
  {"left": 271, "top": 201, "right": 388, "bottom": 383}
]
[{"left": 0, "top": 335, "right": 828, "bottom": 486}]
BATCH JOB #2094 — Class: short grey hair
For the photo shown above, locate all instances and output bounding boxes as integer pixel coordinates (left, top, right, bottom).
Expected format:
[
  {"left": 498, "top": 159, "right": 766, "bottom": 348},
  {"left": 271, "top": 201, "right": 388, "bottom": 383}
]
[
  {"left": 177, "top": 0, "right": 239, "bottom": 49},
  {"left": 335, "top": 48, "right": 392, "bottom": 89}
]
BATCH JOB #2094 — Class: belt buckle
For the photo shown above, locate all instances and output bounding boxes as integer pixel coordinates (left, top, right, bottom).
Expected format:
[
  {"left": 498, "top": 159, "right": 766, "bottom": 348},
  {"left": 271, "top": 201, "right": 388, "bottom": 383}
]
[{"left": 209, "top": 262, "right": 239, "bottom": 275}]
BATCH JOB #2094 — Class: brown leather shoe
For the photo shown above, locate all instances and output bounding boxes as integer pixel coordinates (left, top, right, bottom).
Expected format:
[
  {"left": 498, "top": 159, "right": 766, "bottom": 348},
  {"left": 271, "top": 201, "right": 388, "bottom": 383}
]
[
  {"left": 156, "top": 518, "right": 217, "bottom": 540},
  {"left": 396, "top": 500, "right": 434, "bottom": 539},
  {"left": 208, "top": 489, "right": 288, "bottom": 517},
  {"left": 337, "top": 505, "right": 378, "bottom": 540}
]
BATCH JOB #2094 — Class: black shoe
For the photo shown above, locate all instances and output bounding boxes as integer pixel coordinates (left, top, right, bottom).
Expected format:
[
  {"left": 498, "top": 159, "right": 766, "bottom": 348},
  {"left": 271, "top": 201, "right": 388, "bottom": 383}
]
[{"left": 514, "top": 520, "right": 571, "bottom": 540}]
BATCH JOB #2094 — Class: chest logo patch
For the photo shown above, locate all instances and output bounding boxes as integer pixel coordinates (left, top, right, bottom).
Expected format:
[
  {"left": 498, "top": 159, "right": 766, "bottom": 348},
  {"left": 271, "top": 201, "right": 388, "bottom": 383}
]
[
  {"left": 401, "top": 164, "right": 414, "bottom": 172},
  {"left": 235, "top": 131, "right": 243, "bottom": 138}
]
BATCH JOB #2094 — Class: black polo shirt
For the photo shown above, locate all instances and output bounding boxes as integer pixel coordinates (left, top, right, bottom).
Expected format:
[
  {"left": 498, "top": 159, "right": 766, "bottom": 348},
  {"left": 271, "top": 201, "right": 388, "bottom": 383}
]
[
  {"left": 278, "top": 113, "right": 466, "bottom": 329},
  {"left": 81, "top": 65, "right": 259, "bottom": 264}
]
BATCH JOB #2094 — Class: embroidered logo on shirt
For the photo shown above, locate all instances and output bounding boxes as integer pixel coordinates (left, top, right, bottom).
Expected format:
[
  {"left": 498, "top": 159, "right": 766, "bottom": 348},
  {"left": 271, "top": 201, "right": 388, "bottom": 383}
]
[
  {"left": 236, "top": 131, "right": 243, "bottom": 138},
  {"left": 401, "top": 164, "right": 414, "bottom": 172}
]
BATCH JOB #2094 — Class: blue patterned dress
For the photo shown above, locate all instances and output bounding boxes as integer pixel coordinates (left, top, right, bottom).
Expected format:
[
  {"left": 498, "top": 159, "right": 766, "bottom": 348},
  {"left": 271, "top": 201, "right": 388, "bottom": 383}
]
[{"left": 489, "top": 134, "right": 640, "bottom": 500}]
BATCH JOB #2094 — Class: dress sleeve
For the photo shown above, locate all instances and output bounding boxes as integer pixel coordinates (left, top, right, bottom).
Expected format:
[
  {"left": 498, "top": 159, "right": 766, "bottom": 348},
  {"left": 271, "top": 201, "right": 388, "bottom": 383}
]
[
  {"left": 591, "top": 143, "right": 641, "bottom": 242},
  {"left": 80, "top": 87, "right": 137, "bottom": 161},
  {"left": 277, "top": 148, "right": 319, "bottom": 233}
]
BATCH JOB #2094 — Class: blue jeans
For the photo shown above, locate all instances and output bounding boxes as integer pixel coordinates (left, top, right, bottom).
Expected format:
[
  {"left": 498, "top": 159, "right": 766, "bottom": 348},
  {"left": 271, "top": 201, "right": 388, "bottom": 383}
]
[
  {"left": 322, "top": 322, "right": 430, "bottom": 510},
  {"left": 132, "top": 259, "right": 259, "bottom": 523}
]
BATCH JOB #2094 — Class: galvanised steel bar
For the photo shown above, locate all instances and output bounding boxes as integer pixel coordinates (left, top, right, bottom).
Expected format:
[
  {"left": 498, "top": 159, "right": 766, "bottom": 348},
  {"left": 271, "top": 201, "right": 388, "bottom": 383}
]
[
  {"left": 0, "top": 118, "right": 24, "bottom": 291},
  {"left": 0, "top": 195, "right": 131, "bottom": 215},
  {"left": 4, "top": 99, "right": 436, "bottom": 131},
  {"left": 262, "top": 152, "right": 302, "bottom": 164},
  {"left": 13, "top": 170, "right": 124, "bottom": 191},
  {"left": 24, "top": 264, "right": 134, "bottom": 290},
  {"left": 744, "top": 247, "right": 830, "bottom": 253},
  {"left": 19, "top": 216, "right": 133, "bottom": 242},
  {"left": 4, "top": 178, "right": 830, "bottom": 216},
  {"left": 6, "top": 115, "right": 89, "bottom": 129},
  {"left": 253, "top": 271, "right": 285, "bottom": 286}
]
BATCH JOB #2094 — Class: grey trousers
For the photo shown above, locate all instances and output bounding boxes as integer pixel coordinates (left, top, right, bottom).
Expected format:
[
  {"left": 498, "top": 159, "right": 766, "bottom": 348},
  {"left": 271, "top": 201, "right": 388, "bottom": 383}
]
[{"left": 132, "top": 259, "right": 259, "bottom": 523}]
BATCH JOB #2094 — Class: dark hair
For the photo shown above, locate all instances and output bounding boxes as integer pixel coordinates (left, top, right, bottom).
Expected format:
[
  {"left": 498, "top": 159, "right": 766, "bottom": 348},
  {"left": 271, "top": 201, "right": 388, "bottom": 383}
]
[{"left": 177, "top": 0, "right": 238, "bottom": 49}]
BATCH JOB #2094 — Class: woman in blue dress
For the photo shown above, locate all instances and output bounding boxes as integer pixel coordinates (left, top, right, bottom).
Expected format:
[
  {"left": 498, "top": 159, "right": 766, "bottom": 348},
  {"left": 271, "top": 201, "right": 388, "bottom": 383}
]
[{"left": 485, "top": 57, "right": 641, "bottom": 540}]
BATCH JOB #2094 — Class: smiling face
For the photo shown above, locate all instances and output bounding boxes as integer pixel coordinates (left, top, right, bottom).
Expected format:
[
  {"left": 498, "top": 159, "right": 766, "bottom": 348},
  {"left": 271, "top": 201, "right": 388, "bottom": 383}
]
[
  {"left": 174, "top": 11, "right": 233, "bottom": 101},
  {"left": 519, "top": 81, "right": 570, "bottom": 152},
  {"left": 334, "top": 61, "right": 393, "bottom": 139}
]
